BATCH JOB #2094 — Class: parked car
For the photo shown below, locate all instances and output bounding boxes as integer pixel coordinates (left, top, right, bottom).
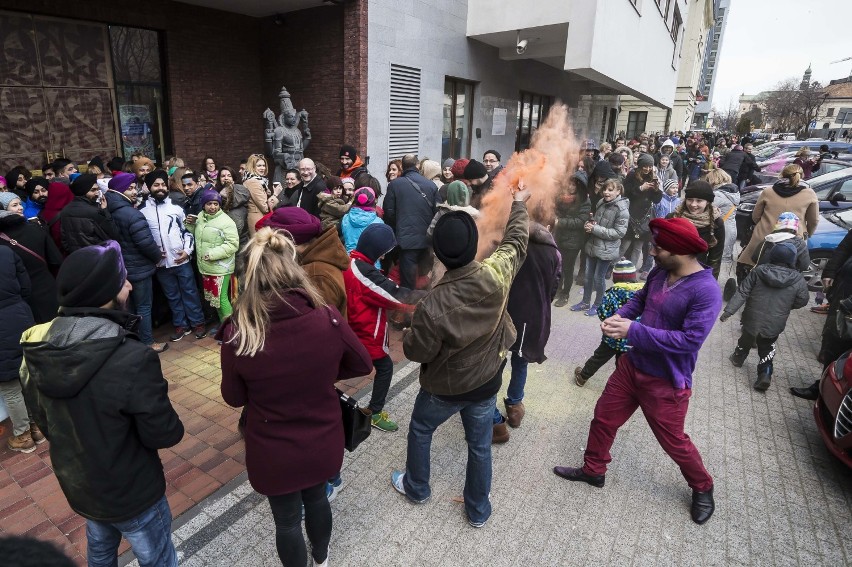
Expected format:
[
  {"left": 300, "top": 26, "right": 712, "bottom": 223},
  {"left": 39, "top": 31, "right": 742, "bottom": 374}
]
[
  {"left": 802, "top": 208, "right": 852, "bottom": 291},
  {"left": 754, "top": 158, "right": 851, "bottom": 184},
  {"left": 815, "top": 349, "right": 852, "bottom": 469},
  {"left": 735, "top": 166, "right": 852, "bottom": 247},
  {"left": 752, "top": 140, "right": 852, "bottom": 161}
]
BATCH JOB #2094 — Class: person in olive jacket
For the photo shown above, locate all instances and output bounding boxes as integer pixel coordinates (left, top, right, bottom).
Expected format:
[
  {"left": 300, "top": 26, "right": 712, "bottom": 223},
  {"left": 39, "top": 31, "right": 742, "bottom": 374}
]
[
  {"left": 20, "top": 241, "right": 184, "bottom": 567},
  {"left": 553, "top": 172, "right": 591, "bottom": 306},
  {"left": 392, "top": 184, "right": 531, "bottom": 529}
]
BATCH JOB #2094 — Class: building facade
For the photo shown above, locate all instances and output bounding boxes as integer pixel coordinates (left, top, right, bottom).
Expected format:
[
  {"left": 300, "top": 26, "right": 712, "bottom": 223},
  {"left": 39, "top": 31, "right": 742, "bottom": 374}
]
[{"left": 693, "top": 0, "right": 729, "bottom": 129}]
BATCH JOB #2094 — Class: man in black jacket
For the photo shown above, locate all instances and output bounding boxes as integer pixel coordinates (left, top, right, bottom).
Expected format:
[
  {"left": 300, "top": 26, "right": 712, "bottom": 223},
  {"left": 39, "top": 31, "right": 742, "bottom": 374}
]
[
  {"left": 59, "top": 174, "right": 118, "bottom": 254},
  {"left": 720, "top": 145, "right": 747, "bottom": 185},
  {"left": 21, "top": 240, "right": 184, "bottom": 567},
  {"left": 283, "top": 158, "right": 324, "bottom": 218},
  {"left": 384, "top": 154, "right": 441, "bottom": 289},
  {"left": 738, "top": 143, "right": 762, "bottom": 188}
]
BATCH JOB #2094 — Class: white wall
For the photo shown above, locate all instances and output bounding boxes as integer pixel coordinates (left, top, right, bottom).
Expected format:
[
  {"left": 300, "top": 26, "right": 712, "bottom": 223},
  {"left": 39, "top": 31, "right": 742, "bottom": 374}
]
[{"left": 466, "top": 0, "right": 570, "bottom": 35}]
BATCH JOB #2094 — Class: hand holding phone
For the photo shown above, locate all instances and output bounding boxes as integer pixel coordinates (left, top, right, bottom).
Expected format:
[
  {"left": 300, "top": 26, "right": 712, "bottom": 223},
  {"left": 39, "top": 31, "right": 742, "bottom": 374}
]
[{"left": 273, "top": 182, "right": 283, "bottom": 196}]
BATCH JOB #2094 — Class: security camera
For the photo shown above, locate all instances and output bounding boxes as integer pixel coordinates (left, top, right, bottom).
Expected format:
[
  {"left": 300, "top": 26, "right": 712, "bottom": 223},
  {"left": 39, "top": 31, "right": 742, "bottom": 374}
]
[{"left": 516, "top": 39, "right": 528, "bottom": 55}]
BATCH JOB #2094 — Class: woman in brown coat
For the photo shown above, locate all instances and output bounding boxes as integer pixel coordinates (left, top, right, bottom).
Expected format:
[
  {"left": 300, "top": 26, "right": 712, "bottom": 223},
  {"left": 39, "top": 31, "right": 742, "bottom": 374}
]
[
  {"left": 243, "top": 154, "right": 276, "bottom": 237},
  {"left": 220, "top": 228, "right": 371, "bottom": 567},
  {"left": 738, "top": 164, "right": 818, "bottom": 281}
]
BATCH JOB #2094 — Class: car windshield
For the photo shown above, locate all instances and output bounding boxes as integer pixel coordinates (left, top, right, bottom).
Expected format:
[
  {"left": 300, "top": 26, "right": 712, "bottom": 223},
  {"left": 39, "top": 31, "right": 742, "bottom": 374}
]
[
  {"left": 753, "top": 143, "right": 781, "bottom": 159},
  {"left": 831, "top": 208, "right": 852, "bottom": 230}
]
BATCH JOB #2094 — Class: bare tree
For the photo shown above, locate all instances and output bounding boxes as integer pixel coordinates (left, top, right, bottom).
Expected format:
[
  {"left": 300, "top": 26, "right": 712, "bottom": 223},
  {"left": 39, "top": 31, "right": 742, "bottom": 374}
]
[
  {"left": 712, "top": 99, "right": 739, "bottom": 131},
  {"left": 762, "top": 77, "right": 829, "bottom": 136}
]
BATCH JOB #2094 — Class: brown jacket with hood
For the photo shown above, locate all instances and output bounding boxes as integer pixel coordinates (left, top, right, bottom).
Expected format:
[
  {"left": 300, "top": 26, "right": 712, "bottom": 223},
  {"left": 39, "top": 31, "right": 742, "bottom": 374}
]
[{"left": 299, "top": 226, "right": 349, "bottom": 318}]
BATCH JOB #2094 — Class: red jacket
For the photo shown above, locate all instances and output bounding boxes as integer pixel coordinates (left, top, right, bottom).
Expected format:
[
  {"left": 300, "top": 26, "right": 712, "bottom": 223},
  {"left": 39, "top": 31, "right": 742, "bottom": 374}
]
[
  {"left": 343, "top": 251, "right": 418, "bottom": 359},
  {"left": 220, "top": 291, "right": 371, "bottom": 496}
]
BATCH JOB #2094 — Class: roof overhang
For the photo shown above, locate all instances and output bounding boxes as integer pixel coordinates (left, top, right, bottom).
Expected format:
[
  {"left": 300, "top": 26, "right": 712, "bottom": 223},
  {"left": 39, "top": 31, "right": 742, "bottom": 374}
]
[{"left": 175, "top": 0, "right": 335, "bottom": 17}]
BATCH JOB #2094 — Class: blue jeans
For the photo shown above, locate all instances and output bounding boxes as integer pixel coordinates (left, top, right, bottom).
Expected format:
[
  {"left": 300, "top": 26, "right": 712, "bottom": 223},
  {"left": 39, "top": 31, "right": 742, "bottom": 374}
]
[
  {"left": 582, "top": 256, "right": 612, "bottom": 305},
  {"left": 156, "top": 263, "right": 205, "bottom": 329},
  {"left": 85, "top": 495, "right": 177, "bottom": 567},
  {"left": 404, "top": 389, "right": 495, "bottom": 524},
  {"left": 129, "top": 276, "right": 153, "bottom": 345},
  {"left": 493, "top": 352, "right": 527, "bottom": 423}
]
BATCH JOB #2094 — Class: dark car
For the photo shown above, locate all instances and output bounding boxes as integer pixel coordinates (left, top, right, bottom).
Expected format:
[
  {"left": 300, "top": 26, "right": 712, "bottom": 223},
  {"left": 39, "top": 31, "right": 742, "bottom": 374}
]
[
  {"left": 735, "top": 166, "right": 852, "bottom": 245},
  {"left": 802, "top": 208, "right": 852, "bottom": 292},
  {"left": 754, "top": 158, "right": 851, "bottom": 184},
  {"left": 815, "top": 349, "right": 852, "bottom": 469},
  {"left": 751, "top": 140, "right": 852, "bottom": 162}
]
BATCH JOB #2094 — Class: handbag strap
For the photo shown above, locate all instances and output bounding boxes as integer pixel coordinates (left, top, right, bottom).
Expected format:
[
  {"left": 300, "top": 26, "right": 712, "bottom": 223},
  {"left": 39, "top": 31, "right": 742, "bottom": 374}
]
[
  {"left": 721, "top": 207, "right": 736, "bottom": 223},
  {"left": 403, "top": 176, "right": 432, "bottom": 204},
  {"left": 0, "top": 232, "right": 46, "bottom": 263}
]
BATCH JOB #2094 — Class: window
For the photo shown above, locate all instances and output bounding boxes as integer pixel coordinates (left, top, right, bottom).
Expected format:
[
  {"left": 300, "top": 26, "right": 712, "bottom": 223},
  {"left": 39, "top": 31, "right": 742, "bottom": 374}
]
[
  {"left": 442, "top": 78, "right": 474, "bottom": 161},
  {"left": 388, "top": 64, "right": 421, "bottom": 160},
  {"left": 656, "top": 0, "right": 672, "bottom": 18},
  {"left": 671, "top": 5, "right": 682, "bottom": 43},
  {"left": 626, "top": 111, "right": 647, "bottom": 140},
  {"left": 515, "top": 91, "right": 552, "bottom": 151},
  {"left": 827, "top": 108, "right": 835, "bottom": 117}
]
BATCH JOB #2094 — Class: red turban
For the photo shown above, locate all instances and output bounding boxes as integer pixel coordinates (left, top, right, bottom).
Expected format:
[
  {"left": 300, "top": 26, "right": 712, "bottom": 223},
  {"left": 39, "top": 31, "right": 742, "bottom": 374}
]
[{"left": 649, "top": 217, "right": 708, "bottom": 255}]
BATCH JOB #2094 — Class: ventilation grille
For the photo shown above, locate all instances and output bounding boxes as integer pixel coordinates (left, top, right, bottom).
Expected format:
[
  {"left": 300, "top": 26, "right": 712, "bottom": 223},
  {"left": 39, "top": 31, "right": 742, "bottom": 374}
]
[{"left": 388, "top": 64, "right": 421, "bottom": 160}]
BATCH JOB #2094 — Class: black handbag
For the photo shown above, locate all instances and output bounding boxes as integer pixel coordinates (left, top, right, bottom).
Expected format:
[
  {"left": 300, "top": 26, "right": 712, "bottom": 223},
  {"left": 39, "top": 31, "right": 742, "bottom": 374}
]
[{"left": 337, "top": 388, "right": 371, "bottom": 452}]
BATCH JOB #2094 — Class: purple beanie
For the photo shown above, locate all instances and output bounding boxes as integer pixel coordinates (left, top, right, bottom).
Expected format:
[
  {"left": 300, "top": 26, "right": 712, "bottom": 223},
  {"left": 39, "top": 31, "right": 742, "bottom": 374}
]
[
  {"left": 108, "top": 172, "right": 136, "bottom": 193},
  {"left": 200, "top": 189, "right": 222, "bottom": 207},
  {"left": 262, "top": 206, "right": 322, "bottom": 244}
]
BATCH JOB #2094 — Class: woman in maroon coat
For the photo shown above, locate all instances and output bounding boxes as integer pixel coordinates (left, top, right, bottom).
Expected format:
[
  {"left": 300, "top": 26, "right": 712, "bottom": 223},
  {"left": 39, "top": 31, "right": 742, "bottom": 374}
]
[{"left": 220, "top": 227, "right": 371, "bottom": 567}]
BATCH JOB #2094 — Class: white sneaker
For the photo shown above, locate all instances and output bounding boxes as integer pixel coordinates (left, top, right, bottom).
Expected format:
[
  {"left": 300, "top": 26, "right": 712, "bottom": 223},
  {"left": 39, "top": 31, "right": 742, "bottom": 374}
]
[{"left": 314, "top": 554, "right": 328, "bottom": 567}]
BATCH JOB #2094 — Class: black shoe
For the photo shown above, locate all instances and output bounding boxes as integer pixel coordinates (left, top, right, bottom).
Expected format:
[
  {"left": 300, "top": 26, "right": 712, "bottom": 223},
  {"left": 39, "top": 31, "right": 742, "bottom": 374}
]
[
  {"left": 691, "top": 487, "right": 715, "bottom": 525},
  {"left": 790, "top": 381, "right": 819, "bottom": 401},
  {"left": 729, "top": 347, "right": 747, "bottom": 368},
  {"left": 553, "top": 466, "right": 605, "bottom": 488},
  {"left": 754, "top": 367, "right": 772, "bottom": 392},
  {"left": 169, "top": 327, "right": 191, "bottom": 341},
  {"left": 193, "top": 325, "right": 208, "bottom": 339}
]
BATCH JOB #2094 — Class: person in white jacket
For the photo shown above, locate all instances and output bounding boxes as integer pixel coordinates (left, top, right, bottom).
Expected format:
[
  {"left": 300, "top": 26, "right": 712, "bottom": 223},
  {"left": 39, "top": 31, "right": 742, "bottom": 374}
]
[
  {"left": 705, "top": 168, "right": 741, "bottom": 264},
  {"left": 141, "top": 170, "right": 207, "bottom": 341}
]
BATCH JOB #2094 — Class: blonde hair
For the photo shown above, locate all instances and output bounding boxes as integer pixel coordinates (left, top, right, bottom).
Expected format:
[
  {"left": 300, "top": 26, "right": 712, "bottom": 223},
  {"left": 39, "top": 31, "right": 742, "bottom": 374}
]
[
  {"left": 245, "top": 154, "right": 268, "bottom": 177},
  {"left": 702, "top": 168, "right": 732, "bottom": 189},
  {"left": 166, "top": 156, "right": 185, "bottom": 169},
  {"left": 169, "top": 167, "right": 189, "bottom": 192},
  {"left": 229, "top": 227, "right": 327, "bottom": 357},
  {"left": 599, "top": 142, "right": 612, "bottom": 156},
  {"left": 781, "top": 164, "right": 803, "bottom": 187},
  {"left": 795, "top": 146, "right": 811, "bottom": 158}
]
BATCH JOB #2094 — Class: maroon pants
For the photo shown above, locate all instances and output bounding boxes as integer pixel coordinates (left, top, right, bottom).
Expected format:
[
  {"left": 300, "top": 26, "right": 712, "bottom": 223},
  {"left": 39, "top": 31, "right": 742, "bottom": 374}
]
[{"left": 582, "top": 355, "right": 713, "bottom": 491}]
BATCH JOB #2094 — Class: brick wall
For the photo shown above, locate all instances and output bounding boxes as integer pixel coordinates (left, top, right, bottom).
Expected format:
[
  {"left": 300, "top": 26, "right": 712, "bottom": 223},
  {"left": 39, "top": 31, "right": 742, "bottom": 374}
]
[{"left": 0, "top": 0, "right": 365, "bottom": 174}]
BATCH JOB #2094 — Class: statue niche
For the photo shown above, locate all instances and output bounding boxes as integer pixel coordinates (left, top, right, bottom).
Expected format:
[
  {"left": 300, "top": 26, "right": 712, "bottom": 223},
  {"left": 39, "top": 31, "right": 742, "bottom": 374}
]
[{"left": 263, "top": 86, "right": 311, "bottom": 184}]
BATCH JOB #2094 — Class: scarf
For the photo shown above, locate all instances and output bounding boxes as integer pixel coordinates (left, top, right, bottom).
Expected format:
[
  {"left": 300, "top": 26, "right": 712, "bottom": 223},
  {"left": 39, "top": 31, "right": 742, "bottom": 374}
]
[
  {"left": 674, "top": 203, "right": 721, "bottom": 248},
  {"left": 242, "top": 172, "right": 271, "bottom": 197},
  {"left": 772, "top": 179, "right": 805, "bottom": 198}
]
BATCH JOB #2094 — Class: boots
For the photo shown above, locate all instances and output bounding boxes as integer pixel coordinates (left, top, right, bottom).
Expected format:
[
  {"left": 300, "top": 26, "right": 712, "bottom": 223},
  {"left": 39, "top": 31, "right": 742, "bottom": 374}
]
[
  {"left": 492, "top": 420, "right": 510, "bottom": 444},
  {"left": 790, "top": 380, "right": 820, "bottom": 400},
  {"left": 504, "top": 400, "right": 525, "bottom": 428},
  {"left": 729, "top": 346, "right": 748, "bottom": 368},
  {"left": 754, "top": 363, "right": 772, "bottom": 392},
  {"left": 554, "top": 295, "right": 569, "bottom": 308},
  {"left": 7, "top": 431, "right": 36, "bottom": 454}
]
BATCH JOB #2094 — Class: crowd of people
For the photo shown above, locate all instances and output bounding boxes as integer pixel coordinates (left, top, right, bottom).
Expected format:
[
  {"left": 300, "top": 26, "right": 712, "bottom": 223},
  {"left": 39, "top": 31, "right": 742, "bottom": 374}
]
[{"left": 0, "top": 128, "right": 840, "bottom": 566}]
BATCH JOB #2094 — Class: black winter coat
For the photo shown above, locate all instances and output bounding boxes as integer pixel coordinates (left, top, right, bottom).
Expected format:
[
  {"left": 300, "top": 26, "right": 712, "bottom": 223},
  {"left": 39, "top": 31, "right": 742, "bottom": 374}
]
[
  {"left": 739, "top": 153, "right": 761, "bottom": 185},
  {"left": 721, "top": 149, "right": 747, "bottom": 182},
  {"left": 183, "top": 186, "right": 205, "bottom": 217},
  {"left": 285, "top": 175, "right": 325, "bottom": 218},
  {"left": 623, "top": 171, "right": 663, "bottom": 239},
  {"left": 554, "top": 197, "right": 591, "bottom": 250},
  {"left": 60, "top": 197, "right": 118, "bottom": 254},
  {"left": 384, "top": 169, "right": 440, "bottom": 250},
  {"left": 507, "top": 223, "right": 561, "bottom": 363},
  {"left": 105, "top": 191, "right": 162, "bottom": 282},
  {"left": 21, "top": 308, "right": 184, "bottom": 523},
  {"left": 0, "top": 212, "right": 62, "bottom": 324},
  {"left": 0, "top": 247, "right": 34, "bottom": 382}
]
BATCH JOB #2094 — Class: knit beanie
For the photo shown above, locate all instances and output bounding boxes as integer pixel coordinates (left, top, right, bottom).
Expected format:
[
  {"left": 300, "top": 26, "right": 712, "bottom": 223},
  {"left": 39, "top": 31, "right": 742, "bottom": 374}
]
[
  {"left": 261, "top": 206, "right": 322, "bottom": 244},
  {"left": 445, "top": 181, "right": 470, "bottom": 207},
  {"left": 637, "top": 153, "right": 655, "bottom": 168},
  {"left": 684, "top": 180, "right": 714, "bottom": 203},
  {"left": 355, "top": 223, "right": 396, "bottom": 263},
  {"left": 200, "top": 189, "right": 221, "bottom": 207},
  {"left": 662, "top": 179, "right": 679, "bottom": 194},
  {"left": 769, "top": 241, "right": 797, "bottom": 268},
  {"left": 0, "top": 192, "right": 18, "bottom": 210},
  {"left": 88, "top": 156, "right": 105, "bottom": 173},
  {"left": 463, "top": 159, "right": 488, "bottom": 180},
  {"left": 70, "top": 174, "right": 98, "bottom": 197},
  {"left": 442, "top": 158, "right": 455, "bottom": 170},
  {"left": 352, "top": 187, "right": 376, "bottom": 209},
  {"left": 649, "top": 217, "right": 708, "bottom": 255},
  {"left": 433, "top": 210, "right": 478, "bottom": 269},
  {"left": 25, "top": 177, "right": 48, "bottom": 198},
  {"left": 421, "top": 160, "right": 441, "bottom": 181},
  {"left": 484, "top": 149, "right": 501, "bottom": 161},
  {"left": 144, "top": 170, "right": 169, "bottom": 190},
  {"left": 612, "top": 258, "right": 637, "bottom": 283},
  {"left": 450, "top": 158, "right": 470, "bottom": 180},
  {"left": 339, "top": 145, "right": 358, "bottom": 159},
  {"left": 592, "top": 160, "right": 618, "bottom": 182},
  {"left": 108, "top": 172, "right": 136, "bottom": 193},
  {"left": 57, "top": 240, "right": 127, "bottom": 308},
  {"left": 774, "top": 212, "right": 800, "bottom": 233},
  {"left": 131, "top": 157, "right": 154, "bottom": 175}
]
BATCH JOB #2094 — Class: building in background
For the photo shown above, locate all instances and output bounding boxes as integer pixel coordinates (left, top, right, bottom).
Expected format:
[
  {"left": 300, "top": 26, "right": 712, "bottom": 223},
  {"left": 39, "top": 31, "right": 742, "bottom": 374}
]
[
  {"left": 810, "top": 78, "right": 852, "bottom": 140},
  {"left": 693, "top": 0, "right": 730, "bottom": 129},
  {"left": 614, "top": 0, "right": 713, "bottom": 136}
]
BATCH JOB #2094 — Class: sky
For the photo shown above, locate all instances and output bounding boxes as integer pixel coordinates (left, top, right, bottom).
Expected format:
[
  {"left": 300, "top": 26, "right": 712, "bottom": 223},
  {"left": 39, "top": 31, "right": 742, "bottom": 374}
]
[{"left": 712, "top": 0, "right": 852, "bottom": 111}]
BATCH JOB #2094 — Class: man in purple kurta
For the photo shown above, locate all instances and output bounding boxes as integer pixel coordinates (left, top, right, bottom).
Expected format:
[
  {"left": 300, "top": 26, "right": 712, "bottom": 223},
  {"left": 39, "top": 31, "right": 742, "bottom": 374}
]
[{"left": 554, "top": 217, "right": 722, "bottom": 525}]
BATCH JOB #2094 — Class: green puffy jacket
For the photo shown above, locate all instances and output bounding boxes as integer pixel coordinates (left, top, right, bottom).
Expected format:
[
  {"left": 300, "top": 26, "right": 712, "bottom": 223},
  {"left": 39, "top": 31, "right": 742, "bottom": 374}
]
[{"left": 189, "top": 209, "right": 239, "bottom": 275}]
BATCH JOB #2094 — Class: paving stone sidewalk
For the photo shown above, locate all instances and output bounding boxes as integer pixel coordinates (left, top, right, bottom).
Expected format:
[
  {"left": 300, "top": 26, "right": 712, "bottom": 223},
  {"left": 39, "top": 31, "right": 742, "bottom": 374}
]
[{"left": 131, "top": 288, "right": 852, "bottom": 567}]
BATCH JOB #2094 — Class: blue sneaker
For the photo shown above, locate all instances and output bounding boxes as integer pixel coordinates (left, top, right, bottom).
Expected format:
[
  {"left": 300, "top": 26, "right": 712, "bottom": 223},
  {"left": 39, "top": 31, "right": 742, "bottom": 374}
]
[
  {"left": 326, "top": 475, "right": 342, "bottom": 502},
  {"left": 391, "top": 471, "right": 429, "bottom": 504},
  {"left": 584, "top": 304, "right": 599, "bottom": 317},
  {"left": 570, "top": 301, "right": 590, "bottom": 312}
]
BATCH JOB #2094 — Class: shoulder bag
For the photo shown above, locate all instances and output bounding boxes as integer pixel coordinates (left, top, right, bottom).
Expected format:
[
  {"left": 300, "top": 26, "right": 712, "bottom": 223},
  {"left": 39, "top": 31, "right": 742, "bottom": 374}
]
[
  {"left": 336, "top": 388, "right": 371, "bottom": 452},
  {"left": 0, "top": 232, "right": 46, "bottom": 263}
]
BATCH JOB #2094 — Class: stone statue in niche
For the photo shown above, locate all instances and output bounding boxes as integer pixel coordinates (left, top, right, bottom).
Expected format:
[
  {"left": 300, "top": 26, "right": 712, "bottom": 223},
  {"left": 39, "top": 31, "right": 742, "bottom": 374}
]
[{"left": 262, "top": 86, "right": 311, "bottom": 183}]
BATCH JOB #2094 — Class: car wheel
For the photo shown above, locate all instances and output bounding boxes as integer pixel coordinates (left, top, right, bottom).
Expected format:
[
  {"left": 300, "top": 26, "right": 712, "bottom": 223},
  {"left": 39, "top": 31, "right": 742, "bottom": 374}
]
[{"left": 804, "top": 252, "right": 833, "bottom": 293}]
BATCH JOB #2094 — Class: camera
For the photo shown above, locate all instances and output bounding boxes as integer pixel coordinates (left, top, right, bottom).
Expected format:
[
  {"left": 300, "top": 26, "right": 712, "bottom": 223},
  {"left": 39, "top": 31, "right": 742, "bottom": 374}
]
[{"left": 516, "top": 39, "right": 528, "bottom": 55}]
